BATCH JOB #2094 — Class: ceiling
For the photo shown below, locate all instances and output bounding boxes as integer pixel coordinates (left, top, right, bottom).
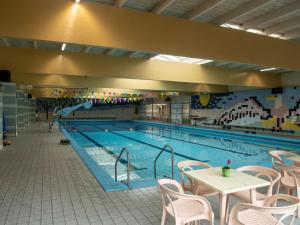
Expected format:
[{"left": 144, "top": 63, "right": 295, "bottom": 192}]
[
  {"left": 85, "top": 0, "right": 300, "bottom": 41},
  {"left": 1, "top": 0, "right": 299, "bottom": 74}
]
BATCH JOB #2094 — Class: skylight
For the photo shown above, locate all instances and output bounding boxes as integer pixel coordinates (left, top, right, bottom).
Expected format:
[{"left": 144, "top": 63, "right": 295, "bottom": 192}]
[{"left": 151, "top": 54, "right": 214, "bottom": 65}]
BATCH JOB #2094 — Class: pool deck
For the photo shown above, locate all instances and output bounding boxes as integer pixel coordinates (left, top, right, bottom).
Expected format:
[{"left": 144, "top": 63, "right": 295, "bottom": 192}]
[{"left": 0, "top": 122, "right": 298, "bottom": 225}]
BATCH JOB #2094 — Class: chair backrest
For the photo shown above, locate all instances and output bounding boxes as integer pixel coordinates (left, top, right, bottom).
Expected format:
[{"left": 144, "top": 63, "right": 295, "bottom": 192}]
[
  {"left": 177, "top": 160, "right": 212, "bottom": 190},
  {"left": 177, "top": 160, "right": 212, "bottom": 172},
  {"left": 269, "top": 150, "right": 297, "bottom": 168},
  {"left": 228, "top": 194, "right": 300, "bottom": 225},
  {"left": 157, "top": 179, "right": 213, "bottom": 221},
  {"left": 237, "top": 165, "right": 281, "bottom": 198},
  {"left": 275, "top": 162, "right": 300, "bottom": 189}
]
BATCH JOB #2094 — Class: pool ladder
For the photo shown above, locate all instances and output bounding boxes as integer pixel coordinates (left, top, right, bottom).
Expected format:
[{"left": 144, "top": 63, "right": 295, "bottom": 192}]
[
  {"left": 154, "top": 144, "right": 174, "bottom": 179},
  {"left": 115, "top": 147, "right": 131, "bottom": 189}
]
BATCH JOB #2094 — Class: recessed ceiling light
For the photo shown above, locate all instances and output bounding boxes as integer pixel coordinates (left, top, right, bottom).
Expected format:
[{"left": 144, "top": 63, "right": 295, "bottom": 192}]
[
  {"left": 246, "top": 29, "right": 264, "bottom": 35},
  {"left": 61, "top": 43, "right": 66, "bottom": 51},
  {"left": 268, "top": 33, "right": 287, "bottom": 40},
  {"left": 75, "top": 0, "right": 80, "bottom": 3},
  {"left": 220, "top": 23, "right": 243, "bottom": 30},
  {"left": 195, "top": 59, "right": 214, "bottom": 65},
  {"left": 260, "top": 67, "right": 276, "bottom": 72}
]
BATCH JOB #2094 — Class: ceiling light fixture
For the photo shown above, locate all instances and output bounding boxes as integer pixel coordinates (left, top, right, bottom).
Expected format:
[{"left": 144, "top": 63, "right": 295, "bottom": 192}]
[
  {"left": 260, "top": 67, "right": 276, "bottom": 72},
  {"left": 74, "top": 0, "right": 80, "bottom": 3},
  {"left": 246, "top": 29, "right": 264, "bottom": 35},
  {"left": 61, "top": 43, "right": 66, "bottom": 51},
  {"left": 195, "top": 59, "right": 214, "bottom": 65},
  {"left": 268, "top": 34, "right": 287, "bottom": 40},
  {"left": 220, "top": 23, "right": 243, "bottom": 30},
  {"left": 151, "top": 54, "right": 214, "bottom": 65}
]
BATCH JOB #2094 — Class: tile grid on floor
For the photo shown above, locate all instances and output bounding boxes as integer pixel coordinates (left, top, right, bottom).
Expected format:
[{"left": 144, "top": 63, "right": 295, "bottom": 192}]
[
  {"left": 0, "top": 122, "right": 299, "bottom": 225},
  {"left": 0, "top": 123, "right": 164, "bottom": 225}
]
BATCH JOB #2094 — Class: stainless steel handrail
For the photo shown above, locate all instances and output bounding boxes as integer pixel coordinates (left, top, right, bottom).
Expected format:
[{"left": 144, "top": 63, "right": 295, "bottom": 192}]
[
  {"left": 154, "top": 145, "right": 174, "bottom": 179},
  {"left": 49, "top": 106, "right": 62, "bottom": 132},
  {"left": 114, "top": 147, "right": 131, "bottom": 189}
]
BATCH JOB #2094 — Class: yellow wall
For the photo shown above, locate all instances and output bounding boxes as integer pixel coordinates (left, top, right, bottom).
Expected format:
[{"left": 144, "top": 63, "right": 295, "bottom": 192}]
[
  {"left": 0, "top": 0, "right": 300, "bottom": 70},
  {"left": 1, "top": 47, "right": 281, "bottom": 87}
]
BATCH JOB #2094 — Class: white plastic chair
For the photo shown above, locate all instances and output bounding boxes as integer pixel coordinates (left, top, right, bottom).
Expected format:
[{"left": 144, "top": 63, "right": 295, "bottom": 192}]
[
  {"left": 275, "top": 162, "right": 300, "bottom": 218},
  {"left": 158, "top": 179, "right": 214, "bottom": 225},
  {"left": 225, "top": 165, "right": 281, "bottom": 222},
  {"left": 232, "top": 166, "right": 281, "bottom": 205},
  {"left": 269, "top": 150, "right": 299, "bottom": 169},
  {"left": 177, "top": 160, "right": 217, "bottom": 196},
  {"left": 228, "top": 194, "right": 300, "bottom": 225}
]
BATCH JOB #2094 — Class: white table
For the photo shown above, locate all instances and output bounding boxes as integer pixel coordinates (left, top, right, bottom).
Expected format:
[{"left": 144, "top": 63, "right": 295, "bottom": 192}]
[{"left": 183, "top": 167, "right": 270, "bottom": 225}]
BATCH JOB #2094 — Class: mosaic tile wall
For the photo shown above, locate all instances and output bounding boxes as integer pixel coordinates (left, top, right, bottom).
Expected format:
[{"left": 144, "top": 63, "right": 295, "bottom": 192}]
[{"left": 191, "top": 86, "right": 300, "bottom": 133}]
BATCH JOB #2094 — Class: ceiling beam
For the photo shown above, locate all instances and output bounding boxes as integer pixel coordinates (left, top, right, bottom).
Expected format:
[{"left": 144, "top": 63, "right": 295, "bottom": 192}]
[
  {"left": 105, "top": 49, "right": 115, "bottom": 55},
  {"left": 285, "top": 28, "right": 300, "bottom": 40},
  {"left": 0, "top": 46, "right": 281, "bottom": 88},
  {"left": 126, "top": 51, "right": 136, "bottom": 57},
  {"left": 152, "top": 0, "right": 176, "bottom": 14},
  {"left": 33, "top": 40, "right": 38, "bottom": 49},
  {"left": 264, "top": 16, "right": 300, "bottom": 35},
  {"left": 83, "top": 46, "right": 92, "bottom": 53},
  {"left": 1, "top": 0, "right": 300, "bottom": 70},
  {"left": 13, "top": 73, "right": 229, "bottom": 94},
  {"left": 212, "top": 0, "right": 272, "bottom": 25},
  {"left": 137, "top": 0, "right": 177, "bottom": 58},
  {"left": 144, "top": 53, "right": 158, "bottom": 59},
  {"left": 184, "top": 0, "right": 226, "bottom": 21},
  {"left": 244, "top": 1, "right": 300, "bottom": 28},
  {"left": 1, "top": 38, "right": 10, "bottom": 46},
  {"left": 114, "top": 0, "right": 128, "bottom": 7}
]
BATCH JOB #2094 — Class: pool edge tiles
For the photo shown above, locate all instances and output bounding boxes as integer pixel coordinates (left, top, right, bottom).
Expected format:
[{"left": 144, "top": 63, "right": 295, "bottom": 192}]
[
  {"left": 61, "top": 127, "right": 130, "bottom": 192},
  {"left": 134, "top": 120, "right": 300, "bottom": 146},
  {"left": 60, "top": 119, "right": 300, "bottom": 192}
]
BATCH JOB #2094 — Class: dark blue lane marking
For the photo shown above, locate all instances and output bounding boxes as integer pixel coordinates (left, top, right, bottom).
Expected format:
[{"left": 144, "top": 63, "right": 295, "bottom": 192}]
[
  {"left": 136, "top": 129, "right": 258, "bottom": 157},
  {"left": 70, "top": 127, "right": 140, "bottom": 171},
  {"left": 92, "top": 123, "right": 258, "bottom": 157},
  {"left": 70, "top": 120, "right": 269, "bottom": 150},
  {"left": 92, "top": 125, "right": 209, "bottom": 162},
  {"left": 133, "top": 124, "right": 270, "bottom": 150}
]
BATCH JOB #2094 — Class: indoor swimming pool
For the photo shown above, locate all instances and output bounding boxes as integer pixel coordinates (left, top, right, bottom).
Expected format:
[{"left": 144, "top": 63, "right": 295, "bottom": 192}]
[{"left": 61, "top": 120, "right": 300, "bottom": 192}]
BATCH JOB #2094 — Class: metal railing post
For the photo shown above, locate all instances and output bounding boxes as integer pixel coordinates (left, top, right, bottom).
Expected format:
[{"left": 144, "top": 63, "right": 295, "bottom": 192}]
[
  {"left": 154, "top": 145, "right": 174, "bottom": 179},
  {"left": 115, "top": 147, "right": 131, "bottom": 189}
]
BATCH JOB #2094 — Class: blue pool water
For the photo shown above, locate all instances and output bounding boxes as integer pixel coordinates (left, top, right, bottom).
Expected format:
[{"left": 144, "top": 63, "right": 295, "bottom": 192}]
[{"left": 61, "top": 120, "right": 300, "bottom": 192}]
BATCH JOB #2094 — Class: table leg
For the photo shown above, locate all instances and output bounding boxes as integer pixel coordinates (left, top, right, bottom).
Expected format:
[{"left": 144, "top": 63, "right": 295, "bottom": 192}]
[
  {"left": 250, "top": 188, "right": 257, "bottom": 204},
  {"left": 219, "top": 193, "right": 228, "bottom": 225}
]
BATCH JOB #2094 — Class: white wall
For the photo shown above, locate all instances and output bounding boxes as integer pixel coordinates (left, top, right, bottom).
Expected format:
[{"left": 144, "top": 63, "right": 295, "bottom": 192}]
[{"left": 190, "top": 109, "right": 222, "bottom": 120}]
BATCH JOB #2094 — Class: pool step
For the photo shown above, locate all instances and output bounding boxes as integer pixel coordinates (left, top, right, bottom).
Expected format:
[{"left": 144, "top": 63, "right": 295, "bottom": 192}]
[
  {"left": 85, "top": 147, "right": 140, "bottom": 181},
  {"left": 129, "top": 177, "right": 158, "bottom": 189}
]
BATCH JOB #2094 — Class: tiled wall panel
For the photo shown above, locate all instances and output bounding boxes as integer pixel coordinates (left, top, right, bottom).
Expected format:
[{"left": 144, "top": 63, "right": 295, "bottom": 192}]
[
  {"left": 0, "top": 91, "right": 3, "bottom": 150},
  {"left": 0, "top": 82, "right": 17, "bottom": 136},
  {"left": 17, "top": 90, "right": 25, "bottom": 130}
]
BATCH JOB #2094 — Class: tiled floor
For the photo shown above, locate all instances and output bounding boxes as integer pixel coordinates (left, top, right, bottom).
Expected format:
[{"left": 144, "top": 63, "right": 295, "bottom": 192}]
[{"left": 0, "top": 123, "right": 299, "bottom": 225}]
